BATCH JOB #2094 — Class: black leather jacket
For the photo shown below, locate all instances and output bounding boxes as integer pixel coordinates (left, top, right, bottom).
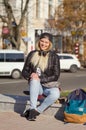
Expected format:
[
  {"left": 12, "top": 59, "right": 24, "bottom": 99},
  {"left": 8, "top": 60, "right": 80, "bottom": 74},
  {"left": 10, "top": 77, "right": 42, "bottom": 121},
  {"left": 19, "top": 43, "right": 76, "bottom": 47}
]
[{"left": 22, "top": 50, "right": 60, "bottom": 84}]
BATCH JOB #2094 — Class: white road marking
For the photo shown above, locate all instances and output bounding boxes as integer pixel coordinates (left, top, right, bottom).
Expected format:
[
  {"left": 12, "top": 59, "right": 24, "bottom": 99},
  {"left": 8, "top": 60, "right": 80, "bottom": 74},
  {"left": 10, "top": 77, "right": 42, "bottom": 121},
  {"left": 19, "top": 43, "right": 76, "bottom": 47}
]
[
  {"left": 74, "top": 73, "right": 86, "bottom": 77},
  {"left": 0, "top": 80, "right": 26, "bottom": 85}
]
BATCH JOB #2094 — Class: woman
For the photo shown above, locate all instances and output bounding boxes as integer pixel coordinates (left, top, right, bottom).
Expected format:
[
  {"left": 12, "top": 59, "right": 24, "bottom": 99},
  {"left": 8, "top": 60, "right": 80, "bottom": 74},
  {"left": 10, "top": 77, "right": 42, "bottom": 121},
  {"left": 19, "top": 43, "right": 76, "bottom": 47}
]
[{"left": 22, "top": 32, "right": 60, "bottom": 121}]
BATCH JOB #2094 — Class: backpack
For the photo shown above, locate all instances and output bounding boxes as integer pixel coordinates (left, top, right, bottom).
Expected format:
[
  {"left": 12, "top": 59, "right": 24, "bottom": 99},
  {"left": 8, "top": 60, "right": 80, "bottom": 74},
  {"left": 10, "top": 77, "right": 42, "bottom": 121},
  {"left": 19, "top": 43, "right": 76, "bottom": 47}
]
[{"left": 64, "top": 88, "right": 86, "bottom": 124}]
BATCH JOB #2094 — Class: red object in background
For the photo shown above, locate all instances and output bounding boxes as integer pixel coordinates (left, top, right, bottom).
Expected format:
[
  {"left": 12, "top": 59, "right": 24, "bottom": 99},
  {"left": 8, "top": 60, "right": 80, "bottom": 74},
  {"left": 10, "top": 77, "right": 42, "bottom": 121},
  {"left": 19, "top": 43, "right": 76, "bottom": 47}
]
[
  {"left": 75, "top": 43, "right": 79, "bottom": 58},
  {"left": 31, "top": 45, "right": 33, "bottom": 51},
  {"left": 2, "top": 26, "right": 10, "bottom": 34}
]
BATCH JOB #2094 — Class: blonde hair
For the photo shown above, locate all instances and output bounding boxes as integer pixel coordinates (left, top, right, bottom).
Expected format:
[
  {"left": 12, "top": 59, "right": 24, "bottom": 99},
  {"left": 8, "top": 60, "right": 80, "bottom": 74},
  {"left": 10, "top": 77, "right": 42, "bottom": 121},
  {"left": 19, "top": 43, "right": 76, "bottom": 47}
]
[
  {"left": 31, "top": 38, "right": 52, "bottom": 72},
  {"left": 31, "top": 51, "right": 49, "bottom": 72}
]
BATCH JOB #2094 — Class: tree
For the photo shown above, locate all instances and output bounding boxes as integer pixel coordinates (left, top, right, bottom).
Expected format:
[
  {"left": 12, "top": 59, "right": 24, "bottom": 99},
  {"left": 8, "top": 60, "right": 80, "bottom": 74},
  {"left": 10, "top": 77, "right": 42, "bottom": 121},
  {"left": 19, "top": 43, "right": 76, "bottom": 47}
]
[
  {"left": 55, "top": 0, "right": 86, "bottom": 36},
  {"left": 0, "top": 0, "right": 30, "bottom": 50},
  {"left": 51, "top": 0, "right": 86, "bottom": 53}
]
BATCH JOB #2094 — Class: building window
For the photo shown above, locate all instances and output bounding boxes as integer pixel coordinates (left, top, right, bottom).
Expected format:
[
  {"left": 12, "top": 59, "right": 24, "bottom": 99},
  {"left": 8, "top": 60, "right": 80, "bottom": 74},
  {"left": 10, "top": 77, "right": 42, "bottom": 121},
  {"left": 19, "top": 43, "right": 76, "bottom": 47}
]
[
  {"left": 49, "top": 0, "right": 52, "bottom": 18},
  {"left": 36, "top": 0, "right": 40, "bottom": 18}
]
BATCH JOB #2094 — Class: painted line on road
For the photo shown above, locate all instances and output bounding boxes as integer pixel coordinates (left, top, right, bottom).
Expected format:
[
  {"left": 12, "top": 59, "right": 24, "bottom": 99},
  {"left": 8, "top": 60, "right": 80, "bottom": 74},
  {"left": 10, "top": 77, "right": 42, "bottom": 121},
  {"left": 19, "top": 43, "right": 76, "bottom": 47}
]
[
  {"left": 75, "top": 74, "right": 86, "bottom": 77},
  {"left": 0, "top": 80, "right": 27, "bottom": 85}
]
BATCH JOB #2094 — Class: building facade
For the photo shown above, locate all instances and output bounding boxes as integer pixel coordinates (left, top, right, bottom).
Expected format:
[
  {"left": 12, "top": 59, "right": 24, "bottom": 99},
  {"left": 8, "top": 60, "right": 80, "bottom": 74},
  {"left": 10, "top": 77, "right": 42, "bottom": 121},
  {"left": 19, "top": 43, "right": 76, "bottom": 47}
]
[
  {"left": 0, "top": 0, "right": 62, "bottom": 53},
  {"left": 27, "top": 0, "right": 62, "bottom": 52}
]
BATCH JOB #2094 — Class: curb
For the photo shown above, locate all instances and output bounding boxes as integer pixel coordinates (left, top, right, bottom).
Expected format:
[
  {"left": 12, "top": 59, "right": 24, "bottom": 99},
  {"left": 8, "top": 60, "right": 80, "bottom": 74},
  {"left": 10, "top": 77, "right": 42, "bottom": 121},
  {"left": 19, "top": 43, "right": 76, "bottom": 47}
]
[{"left": 0, "top": 94, "right": 65, "bottom": 120}]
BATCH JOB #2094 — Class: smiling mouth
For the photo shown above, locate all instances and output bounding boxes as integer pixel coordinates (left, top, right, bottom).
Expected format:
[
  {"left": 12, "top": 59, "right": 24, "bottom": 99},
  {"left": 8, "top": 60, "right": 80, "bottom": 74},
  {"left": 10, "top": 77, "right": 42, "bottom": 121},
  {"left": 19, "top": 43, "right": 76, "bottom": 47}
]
[{"left": 41, "top": 45, "right": 47, "bottom": 47}]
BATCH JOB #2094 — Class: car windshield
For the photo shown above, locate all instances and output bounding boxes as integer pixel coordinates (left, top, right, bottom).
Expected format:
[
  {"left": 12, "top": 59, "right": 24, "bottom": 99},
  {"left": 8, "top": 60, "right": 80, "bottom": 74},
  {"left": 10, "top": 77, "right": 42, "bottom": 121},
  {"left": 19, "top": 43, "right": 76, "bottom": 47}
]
[{"left": 59, "top": 55, "right": 73, "bottom": 59}]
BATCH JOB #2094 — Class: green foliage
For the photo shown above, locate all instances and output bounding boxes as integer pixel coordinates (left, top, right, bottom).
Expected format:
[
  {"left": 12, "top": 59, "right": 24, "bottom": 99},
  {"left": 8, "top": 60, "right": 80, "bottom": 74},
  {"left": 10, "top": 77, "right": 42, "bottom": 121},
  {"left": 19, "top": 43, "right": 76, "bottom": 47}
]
[
  {"left": 60, "top": 90, "right": 70, "bottom": 97},
  {"left": 60, "top": 88, "right": 86, "bottom": 97}
]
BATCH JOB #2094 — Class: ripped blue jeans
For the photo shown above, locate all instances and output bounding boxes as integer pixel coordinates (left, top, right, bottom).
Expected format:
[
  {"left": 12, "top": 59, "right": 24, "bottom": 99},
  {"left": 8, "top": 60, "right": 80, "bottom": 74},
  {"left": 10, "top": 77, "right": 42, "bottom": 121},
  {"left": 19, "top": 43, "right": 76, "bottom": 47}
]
[{"left": 29, "top": 79, "right": 60, "bottom": 113}]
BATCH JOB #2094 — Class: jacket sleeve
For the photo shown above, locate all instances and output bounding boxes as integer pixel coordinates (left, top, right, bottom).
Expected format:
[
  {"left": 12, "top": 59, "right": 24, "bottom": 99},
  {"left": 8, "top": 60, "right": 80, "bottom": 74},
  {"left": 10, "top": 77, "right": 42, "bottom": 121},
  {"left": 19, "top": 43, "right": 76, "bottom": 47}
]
[
  {"left": 22, "top": 52, "right": 33, "bottom": 80},
  {"left": 40, "top": 53, "right": 60, "bottom": 83}
]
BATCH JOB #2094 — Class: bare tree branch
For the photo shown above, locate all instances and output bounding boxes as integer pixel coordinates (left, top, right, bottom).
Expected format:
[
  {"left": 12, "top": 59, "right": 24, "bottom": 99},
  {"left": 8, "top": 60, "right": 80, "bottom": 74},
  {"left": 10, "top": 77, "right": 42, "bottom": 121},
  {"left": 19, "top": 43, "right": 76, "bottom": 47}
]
[
  {"left": 19, "top": 0, "right": 30, "bottom": 27},
  {"left": 3, "top": 0, "right": 16, "bottom": 23},
  {"left": 1, "top": 0, "right": 30, "bottom": 50},
  {"left": 0, "top": 15, "right": 8, "bottom": 23}
]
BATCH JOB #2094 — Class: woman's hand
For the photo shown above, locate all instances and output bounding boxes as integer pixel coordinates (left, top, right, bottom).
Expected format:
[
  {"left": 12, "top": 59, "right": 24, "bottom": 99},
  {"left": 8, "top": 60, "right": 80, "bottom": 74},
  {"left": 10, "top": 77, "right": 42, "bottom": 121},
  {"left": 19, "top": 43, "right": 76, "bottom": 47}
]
[{"left": 30, "top": 73, "right": 40, "bottom": 80}]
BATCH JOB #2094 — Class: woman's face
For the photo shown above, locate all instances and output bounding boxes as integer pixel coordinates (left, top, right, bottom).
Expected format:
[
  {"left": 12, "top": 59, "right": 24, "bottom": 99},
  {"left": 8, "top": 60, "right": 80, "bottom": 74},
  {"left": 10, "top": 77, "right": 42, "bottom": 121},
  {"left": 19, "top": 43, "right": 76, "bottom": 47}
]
[{"left": 39, "top": 38, "right": 50, "bottom": 51}]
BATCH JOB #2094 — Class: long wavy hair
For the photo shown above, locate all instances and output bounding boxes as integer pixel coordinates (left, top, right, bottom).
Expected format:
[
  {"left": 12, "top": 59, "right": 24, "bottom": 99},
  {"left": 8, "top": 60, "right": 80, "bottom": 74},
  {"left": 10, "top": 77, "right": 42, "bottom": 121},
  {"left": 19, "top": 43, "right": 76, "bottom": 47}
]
[{"left": 30, "top": 40, "right": 52, "bottom": 72}]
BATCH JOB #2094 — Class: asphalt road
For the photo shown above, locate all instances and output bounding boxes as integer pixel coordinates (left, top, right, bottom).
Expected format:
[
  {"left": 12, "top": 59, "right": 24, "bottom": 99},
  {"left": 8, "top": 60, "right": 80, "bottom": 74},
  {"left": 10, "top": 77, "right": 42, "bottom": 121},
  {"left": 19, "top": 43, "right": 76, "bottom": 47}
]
[
  {"left": 59, "top": 68, "right": 86, "bottom": 91},
  {"left": 0, "top": 68, "right": 86, "bottom": 96}
]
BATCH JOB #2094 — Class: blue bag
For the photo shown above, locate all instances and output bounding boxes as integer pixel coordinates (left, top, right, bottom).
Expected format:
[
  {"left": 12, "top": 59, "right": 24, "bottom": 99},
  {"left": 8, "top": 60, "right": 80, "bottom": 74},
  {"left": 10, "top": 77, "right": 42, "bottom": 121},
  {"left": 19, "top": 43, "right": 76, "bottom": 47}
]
[{"left": 64, "top": 89, "right": 86, "bottom": 124}]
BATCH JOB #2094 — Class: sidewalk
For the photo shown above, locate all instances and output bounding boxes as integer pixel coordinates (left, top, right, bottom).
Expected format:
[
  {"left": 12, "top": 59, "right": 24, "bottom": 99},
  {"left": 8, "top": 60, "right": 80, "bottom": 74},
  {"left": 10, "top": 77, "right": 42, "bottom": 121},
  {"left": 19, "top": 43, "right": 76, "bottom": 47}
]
[
  {"left": 0, "top": 111, "right": 86, "bottom": 130},
  {"left": 0, "top": 94, "right": 86, "bottom": 130}
]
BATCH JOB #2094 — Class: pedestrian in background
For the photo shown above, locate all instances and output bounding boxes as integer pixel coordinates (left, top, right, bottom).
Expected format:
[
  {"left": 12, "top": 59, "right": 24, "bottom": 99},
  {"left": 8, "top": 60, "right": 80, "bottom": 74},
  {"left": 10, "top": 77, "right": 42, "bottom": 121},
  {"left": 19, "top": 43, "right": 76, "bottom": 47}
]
[{"left": 22, "top": 32, "right": 60, "bottom": 121}]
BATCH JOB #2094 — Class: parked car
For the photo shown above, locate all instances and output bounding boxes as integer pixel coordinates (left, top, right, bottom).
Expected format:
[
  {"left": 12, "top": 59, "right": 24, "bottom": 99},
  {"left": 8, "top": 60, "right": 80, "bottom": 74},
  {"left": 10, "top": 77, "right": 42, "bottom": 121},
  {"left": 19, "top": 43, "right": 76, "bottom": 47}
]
[
  {"left": 57, "top": 53, "right": 81, "bottom": 73},
  {"left": 0, "top": 49, "right": 24, "bottom": 79}
]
